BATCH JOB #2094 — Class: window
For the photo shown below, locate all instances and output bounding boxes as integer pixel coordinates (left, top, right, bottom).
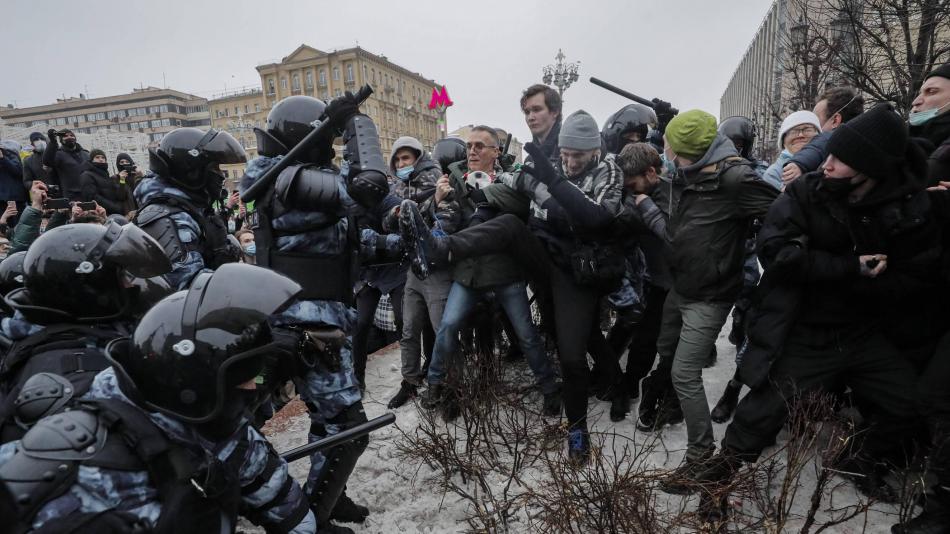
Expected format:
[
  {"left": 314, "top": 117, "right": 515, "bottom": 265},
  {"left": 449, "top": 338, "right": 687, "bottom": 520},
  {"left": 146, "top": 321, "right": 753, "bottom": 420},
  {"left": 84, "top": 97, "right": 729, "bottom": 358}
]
[
  {"left": 334, "top": 89, "right": 341, "bottom": 97},
  {"left": 254, "top": 103, "right": 260, "bottom": 113},
  {"left": 160, "top": 105, "right": 168, "bottom": 113},
  {"left": 281, "top": 77, "right": 288, "bottom": 90},
  {"left": 234, "top": 106, "right": 239, "bottom": 115},
  {"left": 346, "top": 64, "right": 354, "bottom": 82},
  {"left": 244, "top": 104, "right": 249, "bottom": 114},
  {"left": 362, "top": 65, "right": 367, "bottom": 80},
  {"left": 332, "top": 67, "right": 339, "bottom": 80},
  {"left": 306, "top": 71, "right": 313, "bottom": 88},
  {"left": 148, "top": 106, "right": 160, "bottom": 114},
  {"left": 292, "top": 74, "right": 300, "bottom": 91},
  {"left": 371, "top": 69, "right": 376, "bottom": 83},
  {"left": 268, "top": 78, "right": 276, "bottom": 95},
  {"left": 321, "top": 90, "right": 328, "bottom": 100},
  {"left": 319, "top": 69, "right": 327, "bottom": 86}
]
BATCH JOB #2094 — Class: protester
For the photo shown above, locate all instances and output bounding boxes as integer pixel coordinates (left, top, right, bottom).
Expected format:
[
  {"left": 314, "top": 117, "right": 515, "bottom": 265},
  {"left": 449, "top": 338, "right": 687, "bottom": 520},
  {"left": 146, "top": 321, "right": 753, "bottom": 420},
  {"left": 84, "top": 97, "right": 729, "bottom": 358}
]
[
  {"left": 780, "top": 86, "right": 864, "bottom": 185},
  {"left": 762, "top": 110, "right": 820, "bottom": 189},
  {"left": 0, "top": 140, "right": 26, "bottom": 223},
  {"left": 21, "top": 132, "right": 50, "bottom": 188},
  {"left": 910, "top": 62, "right": 950, "bottom": 185},
  {"left": 521, "top": 84, "right": 562, "bottom": 164},
  {"left": 236, "top": 228, "right": 256, "bottom": 264},
  {"left": 42, "top": 129, "right": 89, "bottom": 200}
]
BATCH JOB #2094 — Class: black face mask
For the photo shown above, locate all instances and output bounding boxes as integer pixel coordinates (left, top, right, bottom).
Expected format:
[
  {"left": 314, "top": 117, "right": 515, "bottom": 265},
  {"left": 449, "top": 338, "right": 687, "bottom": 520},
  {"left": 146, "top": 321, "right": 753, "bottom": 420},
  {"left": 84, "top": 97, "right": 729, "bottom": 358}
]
[
  {"left": 821, "top": 174, "right": 866, "bottom": 197},
  {"left": 93, "top": 161, "right": 108, "bottom": 171},
  {"left": 63, "top": 139, "right": 77, "bottom": 148}
]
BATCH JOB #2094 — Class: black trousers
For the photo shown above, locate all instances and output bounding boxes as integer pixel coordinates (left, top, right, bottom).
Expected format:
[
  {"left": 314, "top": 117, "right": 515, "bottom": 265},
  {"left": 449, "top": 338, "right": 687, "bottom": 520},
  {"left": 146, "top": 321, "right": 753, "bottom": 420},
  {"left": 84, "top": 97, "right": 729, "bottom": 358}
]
[
  {"left": 447, "top": 214, "right": 605, "bottom": 429},
  {"left": 724, "top": 324, "right": 918, "bottom": 463},
  {"left": 918, "top": 330, "right": 950, "bottom": 492},
  {"left": 604, "top": 283, "right": 669, "bottom": 394},
  {"left": 352, "top": 283, "right": 404, "bottom": 386}
]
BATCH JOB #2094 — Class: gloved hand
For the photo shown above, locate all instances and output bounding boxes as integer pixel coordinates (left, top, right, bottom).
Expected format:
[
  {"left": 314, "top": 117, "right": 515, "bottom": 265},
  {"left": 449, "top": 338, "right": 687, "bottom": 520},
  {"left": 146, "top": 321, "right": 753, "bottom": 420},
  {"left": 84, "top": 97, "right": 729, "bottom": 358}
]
[
  {"left": 324, "top": 91, "right": 360, "bottom": 130},
  {"left": 46, "top": 129, "right": 59, "bottom": 147},
  {"left": 523, "top": 143, "right": 561, "bottom": 186}
]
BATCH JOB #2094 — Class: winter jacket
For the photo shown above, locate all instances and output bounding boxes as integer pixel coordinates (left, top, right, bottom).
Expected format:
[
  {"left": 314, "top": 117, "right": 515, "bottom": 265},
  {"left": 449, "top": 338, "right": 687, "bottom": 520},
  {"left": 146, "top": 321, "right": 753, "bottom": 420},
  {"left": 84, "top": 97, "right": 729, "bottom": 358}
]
[
  {"left": 9, "top": 205, "right": 69, "bottom": 254},
  {"left": 383, "top": 145, "right": 443, "bottom": 232},
  {"left": 525, "top": 120, "right": 562, "bottom": 166},
  {"left": 667, "top": 134, "right": 779, "bottom": 303},
  {"left": 0, "top": 148, "right": 26, "bottom": 202},
  {"left": 22, "top": 153, "right": 49, "bottom": 189},
  {"left": 911, "top": 111, "right": 950, "bottom": 185},
  {"left": 42, "top": 139, "right": 89, "bottom": 200},
  {"left": 762, "top": 150, "right": 793, "bottom": 190},
  {"left": 80, "top": 162, "right": 130, "bottom": 215},
  {"left": 786, "top": 131, "right": 832, "bottom": 175},
  {"left": 628, "top": 174, "right": 683, "bottom": 290},
  {"left": 443, "top": 160, "right": 526, "bottom": 289}
]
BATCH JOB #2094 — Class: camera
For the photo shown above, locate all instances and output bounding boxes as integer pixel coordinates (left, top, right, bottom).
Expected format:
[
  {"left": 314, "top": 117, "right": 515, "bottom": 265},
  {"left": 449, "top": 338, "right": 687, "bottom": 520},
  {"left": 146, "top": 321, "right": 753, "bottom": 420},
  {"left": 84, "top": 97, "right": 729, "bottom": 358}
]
[
  {"left": 76, "top": 201, "right": 97, "bottom": 211},
  {"left": 43, "top": 198, "right": 70, "bottom": 210},
  {"left": 46, "top": 184, "right": 61, "bottom": 198},
  {"left": 118, "top": 163, "right": 137, "bottom": 175}
]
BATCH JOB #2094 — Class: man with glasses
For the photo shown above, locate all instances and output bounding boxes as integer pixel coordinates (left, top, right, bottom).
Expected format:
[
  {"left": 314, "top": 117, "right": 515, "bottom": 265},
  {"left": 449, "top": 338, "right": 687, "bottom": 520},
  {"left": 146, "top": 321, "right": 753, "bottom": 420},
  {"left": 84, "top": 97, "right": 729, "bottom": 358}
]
[
  {"left": 781, "top": 87, "right": 864, "bottom": 186},
  {"left": 414, "top": 126, "right": 562, "bottom": 421}
]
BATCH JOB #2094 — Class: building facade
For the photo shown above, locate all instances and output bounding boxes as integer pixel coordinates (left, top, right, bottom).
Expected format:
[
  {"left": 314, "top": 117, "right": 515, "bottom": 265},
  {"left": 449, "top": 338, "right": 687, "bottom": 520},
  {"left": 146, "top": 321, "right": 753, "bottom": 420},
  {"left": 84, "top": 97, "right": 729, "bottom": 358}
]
[
  {"left": 208, "top": 87, "right": 267, "bottom": 182},
  {"left": 0, "top": 87, "right": 210, "bottom": 145},
  {"left": 256, "top": 45, "right": 444, "bottom": 158}
]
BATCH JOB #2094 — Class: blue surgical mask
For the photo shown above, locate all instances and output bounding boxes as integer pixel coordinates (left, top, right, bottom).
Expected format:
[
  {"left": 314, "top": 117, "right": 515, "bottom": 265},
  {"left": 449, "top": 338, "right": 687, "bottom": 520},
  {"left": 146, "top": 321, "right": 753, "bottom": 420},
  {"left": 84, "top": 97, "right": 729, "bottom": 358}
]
[
  {"left": 661, "top": 152, "right": 677, "bottom": 177},
  {"left": 395, "top": 166, "right": 414, "bottom": 181},
  {"left": 908, "top": 102, "right": 949, "bottom": 126},
  {"left": 243, "top": 243, "right": 256, "bottom": 256}
]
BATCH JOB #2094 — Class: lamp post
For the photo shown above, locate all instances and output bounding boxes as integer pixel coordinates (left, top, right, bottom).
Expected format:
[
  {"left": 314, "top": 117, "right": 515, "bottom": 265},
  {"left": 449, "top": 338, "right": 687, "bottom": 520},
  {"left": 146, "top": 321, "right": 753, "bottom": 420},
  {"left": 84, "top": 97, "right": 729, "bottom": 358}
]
[{"left": 542, "top": 49, "right": 581, "bottom": 99}]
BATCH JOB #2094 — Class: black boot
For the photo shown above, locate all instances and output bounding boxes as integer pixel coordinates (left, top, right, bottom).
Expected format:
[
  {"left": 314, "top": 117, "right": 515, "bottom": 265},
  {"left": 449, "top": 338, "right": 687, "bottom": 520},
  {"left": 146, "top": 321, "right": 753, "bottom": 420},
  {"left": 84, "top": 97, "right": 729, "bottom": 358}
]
[
  {"left": 610, "top": 389, "right": 631, "bottom": 422},
  {"left": 399, "top": 199, "right": 450, "bottom": 279},
  {"left": 330, "top": 491, "right": 370, "bottom": 524},
  {"left": 441, "top": 385, "right": 461, "bottom": 422},
  {"left": 711, "top": 379, "right": 742, "bottom": 424},
  {"left": 542, "top": 387, "right": 563, "bottom": 417},
  {"left": 660, "top": 449, "right": 740, "bottom": 495},
  {"left": 318, "top": 522, "right": 356, "bottom": 534},
  {"left": 419, "top": 383, "right": 445, "bottom": 410},
  {"left": 387, "top": 380, "right": 418, "bottom": 409}
]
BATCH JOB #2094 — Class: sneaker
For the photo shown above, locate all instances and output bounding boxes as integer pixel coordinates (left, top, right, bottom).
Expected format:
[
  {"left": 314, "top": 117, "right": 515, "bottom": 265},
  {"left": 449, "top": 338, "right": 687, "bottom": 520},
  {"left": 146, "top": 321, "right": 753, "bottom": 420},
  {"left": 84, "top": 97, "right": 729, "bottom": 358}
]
[
  {"left": 610, "top": 390, "right": 631, "bottom": 422},
  {"left": 542, "top": 388, "right": 562, "bottom": 417},
  {"left": 330, "top": 492, "right": 369, "bottom": 524},
  {"left": 387, "top": 380, "right": 418, "bottom": 409},
  {"left": 419, "top": 383, "right": 445, "bottom": 410},
  {"left": 637, "top": 402, "right": 684, "bottom": 432},
  {"left": 568, "top": 427, "right": 591, "bottom": 465},
  {"left": 711, "top": 379, "right": 742, "bottom": 424},
  {"left": 399, "top": 199, "right": 450, "bottom": 279},
  {"left": 660, "top": 449, "right": 737, "bottom": 495}
]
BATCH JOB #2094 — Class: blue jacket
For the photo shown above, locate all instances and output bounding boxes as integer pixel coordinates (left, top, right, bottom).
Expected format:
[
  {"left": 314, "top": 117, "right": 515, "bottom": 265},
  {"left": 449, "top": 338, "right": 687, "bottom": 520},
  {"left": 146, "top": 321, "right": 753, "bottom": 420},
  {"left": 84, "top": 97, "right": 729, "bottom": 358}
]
[{"left": 787, "top": 131, "right": 831, "bottom": 175}]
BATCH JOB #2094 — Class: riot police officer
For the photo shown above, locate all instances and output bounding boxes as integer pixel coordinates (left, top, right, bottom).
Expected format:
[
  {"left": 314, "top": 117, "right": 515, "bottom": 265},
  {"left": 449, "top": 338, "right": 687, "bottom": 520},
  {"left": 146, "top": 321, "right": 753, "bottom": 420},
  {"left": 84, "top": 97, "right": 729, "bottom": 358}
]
[
  {"left": 0, "top": 263, "right": 316, "bottom": 534},
  {"left": 242, "top": 91, "right": 390, "bottom": 533},
  {"left": 133, "top": 127, "right": 247, "bottom": 289},
  {"left": 0, "top": 222, "right": 172, "bottom": 443},
  {"left": 602, "top": 103, "right": 658, "bottom": 156}
]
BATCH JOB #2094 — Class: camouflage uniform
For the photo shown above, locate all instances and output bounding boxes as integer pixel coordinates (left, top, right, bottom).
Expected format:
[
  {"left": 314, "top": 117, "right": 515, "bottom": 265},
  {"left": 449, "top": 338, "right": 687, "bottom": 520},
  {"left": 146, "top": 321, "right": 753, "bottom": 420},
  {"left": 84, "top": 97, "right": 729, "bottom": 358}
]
[{"left": 0, "top": 368, "right": 316, "bottom": 533}]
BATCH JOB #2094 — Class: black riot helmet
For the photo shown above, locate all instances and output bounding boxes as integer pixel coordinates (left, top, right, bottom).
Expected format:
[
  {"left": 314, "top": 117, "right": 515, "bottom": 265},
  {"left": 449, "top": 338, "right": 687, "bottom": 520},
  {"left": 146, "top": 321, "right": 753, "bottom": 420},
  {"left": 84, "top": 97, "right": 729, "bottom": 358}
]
[
  {"left": 601, "top": 103, "right": 659, "bottom": 155},
  {"left": 0, "top": 251, "right": 27, "bottom": 295},
  {"left": 718, "top": 116, "right": 757, "bottom": 159},
  {"left": 6, "top": 222, "right": 172, "bottom": 323},
  {"left": 431, "top": 137, "right": 467, "bottom": 174},
  {"left": 255, "top": 95, "right": 333, "bottom": 165},
  {"left": 148, "top": 128, "right": 247, "bottom": 197},
  {"left": 107, "top": 263, "right": 302, "bottom": 423}
]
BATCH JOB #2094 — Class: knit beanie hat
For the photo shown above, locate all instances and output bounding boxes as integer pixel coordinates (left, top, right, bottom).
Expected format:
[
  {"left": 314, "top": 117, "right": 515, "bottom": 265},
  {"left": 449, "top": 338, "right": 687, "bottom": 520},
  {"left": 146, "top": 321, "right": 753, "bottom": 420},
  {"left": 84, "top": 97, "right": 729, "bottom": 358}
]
[
  {"left": 826, "top": 103, "right": 907, "bottom": 182},
  {"left": 89, "top": 148, "right": 106, "bottom": 161},
  {"left": 29, "top": 132, "right": 46, "bottom": 143},
  {"left": 664, "top": 110, "right": 717, "bottom": 160},
  {"left": 777, "top": 110, "right": 821, "bottom": 149},
  {"left": 559, "top": 110, "right": 601, "bottom": 150},
  {"left": 925, "top": 62, "right": 950, "bottom": 81}
]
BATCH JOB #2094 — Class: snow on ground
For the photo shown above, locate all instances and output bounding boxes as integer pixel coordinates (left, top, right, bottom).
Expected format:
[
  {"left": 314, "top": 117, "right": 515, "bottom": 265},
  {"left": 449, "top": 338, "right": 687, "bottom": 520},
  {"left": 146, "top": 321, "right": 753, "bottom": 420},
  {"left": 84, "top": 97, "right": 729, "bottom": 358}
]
[{"left": 260, "top": 329, "right": 906, "bottom": 533}]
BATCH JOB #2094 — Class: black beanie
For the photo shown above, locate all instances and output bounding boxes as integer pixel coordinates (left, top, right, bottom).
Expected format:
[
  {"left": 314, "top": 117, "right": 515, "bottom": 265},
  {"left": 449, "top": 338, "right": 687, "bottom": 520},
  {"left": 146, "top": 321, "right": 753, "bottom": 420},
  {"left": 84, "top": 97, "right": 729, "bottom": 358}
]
[
  {"left": 29, "top": 132, "right": 46, "bottom": 143},
  {"left": 89, "top": 148, "right": 106, "bottom": 161},
  {"left": 925, "top": 62, "right": 950, "bottom": 81},
  {"left": 826, "top": 103, "right": 907, "bottom": 182}
]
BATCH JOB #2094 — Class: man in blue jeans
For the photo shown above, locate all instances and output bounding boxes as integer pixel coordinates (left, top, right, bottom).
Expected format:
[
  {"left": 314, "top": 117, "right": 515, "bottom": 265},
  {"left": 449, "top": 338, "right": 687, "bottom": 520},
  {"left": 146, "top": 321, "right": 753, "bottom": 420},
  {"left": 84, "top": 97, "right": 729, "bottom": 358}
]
[{"left": 411, "top": 126, "right": 561, "bottom": 420}]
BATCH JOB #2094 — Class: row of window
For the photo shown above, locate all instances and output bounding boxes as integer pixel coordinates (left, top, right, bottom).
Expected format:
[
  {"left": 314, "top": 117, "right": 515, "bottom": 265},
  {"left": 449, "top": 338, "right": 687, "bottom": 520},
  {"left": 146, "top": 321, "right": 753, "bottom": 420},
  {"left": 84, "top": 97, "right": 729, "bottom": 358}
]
[
  {"left": 214, "top": 102, "right": 262, "bottom": 118},
  {"left": 12, "top": 103, "right": 202, "bottom": 129}
]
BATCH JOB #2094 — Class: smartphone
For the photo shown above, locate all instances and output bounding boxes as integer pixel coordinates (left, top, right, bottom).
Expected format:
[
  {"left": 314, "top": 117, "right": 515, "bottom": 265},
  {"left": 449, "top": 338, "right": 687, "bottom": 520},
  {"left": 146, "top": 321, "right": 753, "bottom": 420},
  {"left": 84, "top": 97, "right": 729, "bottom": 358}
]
[
  {"left": 77, "top": 201, "right": 97, "bottom": 211},
  {"left": 43, "top": 198, "right": 70, "bottom": 210},
  {"left": 6, "top": 201, "right": 15, "bottom": 209}
]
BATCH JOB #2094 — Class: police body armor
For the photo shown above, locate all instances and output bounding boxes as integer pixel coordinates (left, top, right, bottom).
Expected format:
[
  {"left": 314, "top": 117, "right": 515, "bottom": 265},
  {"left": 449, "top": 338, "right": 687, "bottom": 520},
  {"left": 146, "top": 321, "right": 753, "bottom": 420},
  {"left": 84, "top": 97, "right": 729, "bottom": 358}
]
[
  {"left": 135, "top": 194, "right": 240, "bottom": 270},
  {"left": 0, "top": 324, "right": 126, "bottom": 443},
  {"left": 250, "top": 114, "right": 388, "bottom": 306},
  {"left": 0, "top": 398, "right": 256, "bottom": 534}
]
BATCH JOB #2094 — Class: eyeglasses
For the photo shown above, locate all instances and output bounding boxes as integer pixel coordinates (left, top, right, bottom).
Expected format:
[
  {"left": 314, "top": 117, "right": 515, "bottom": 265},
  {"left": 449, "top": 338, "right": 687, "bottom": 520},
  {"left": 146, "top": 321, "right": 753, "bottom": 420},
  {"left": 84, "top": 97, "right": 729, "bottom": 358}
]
[
  {"left": 466, "top": 142, "right": 498, "bottom": 152},
  {"left": 787, "top": 125, "right": 818, "bottom": 137}
]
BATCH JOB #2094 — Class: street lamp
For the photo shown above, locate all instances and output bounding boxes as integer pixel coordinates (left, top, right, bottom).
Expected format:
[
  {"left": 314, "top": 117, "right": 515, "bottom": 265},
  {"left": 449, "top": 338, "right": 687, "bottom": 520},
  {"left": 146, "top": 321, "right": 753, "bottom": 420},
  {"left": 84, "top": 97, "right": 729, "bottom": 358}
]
[{"left": 542, "top": 49, "right": 581, "bottom": 99}]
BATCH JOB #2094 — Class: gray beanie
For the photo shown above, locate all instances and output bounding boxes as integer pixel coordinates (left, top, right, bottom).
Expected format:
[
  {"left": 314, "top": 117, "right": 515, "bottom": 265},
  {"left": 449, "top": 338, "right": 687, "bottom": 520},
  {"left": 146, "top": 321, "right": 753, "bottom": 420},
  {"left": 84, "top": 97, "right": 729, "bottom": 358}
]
[
  {"left": 390, "top": 136, "right": 425, "bottom": 173},
  {"left": 558, "top": 110, "right": 601, "bottom": 150}
]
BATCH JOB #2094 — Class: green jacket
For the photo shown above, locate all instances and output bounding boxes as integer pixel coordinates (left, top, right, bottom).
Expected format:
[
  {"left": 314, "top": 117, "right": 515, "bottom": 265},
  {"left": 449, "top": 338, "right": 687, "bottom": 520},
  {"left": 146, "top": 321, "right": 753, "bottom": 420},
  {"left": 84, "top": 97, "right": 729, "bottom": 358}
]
[
  {"left": 668, "top": 134, "right": 778, "bottom": 302},
  {"left": 10, "top": 206, "right": 69, "bottom": 254},
  {"left": 441, "top": 161, "right": 526, "bottom": 289}
]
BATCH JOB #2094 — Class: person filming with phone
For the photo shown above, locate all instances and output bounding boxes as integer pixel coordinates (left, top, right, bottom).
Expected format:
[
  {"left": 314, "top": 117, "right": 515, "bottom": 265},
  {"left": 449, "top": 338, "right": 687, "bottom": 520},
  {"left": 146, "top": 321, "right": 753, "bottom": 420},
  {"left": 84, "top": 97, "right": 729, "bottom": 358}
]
[{"left": 42, "top": 128, "right": 89, "bottom": 200}]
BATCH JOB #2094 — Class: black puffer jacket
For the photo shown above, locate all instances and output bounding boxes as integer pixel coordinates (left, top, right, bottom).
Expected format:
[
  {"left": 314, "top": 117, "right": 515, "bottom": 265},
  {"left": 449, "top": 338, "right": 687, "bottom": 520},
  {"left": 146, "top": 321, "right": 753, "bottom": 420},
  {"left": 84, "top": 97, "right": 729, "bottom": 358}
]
[
  {"left": 42, "top": 140, "right": 89, "bottom": 200},
  {"left": 79, "top": 162, "right": 127, "bottom": 215}
]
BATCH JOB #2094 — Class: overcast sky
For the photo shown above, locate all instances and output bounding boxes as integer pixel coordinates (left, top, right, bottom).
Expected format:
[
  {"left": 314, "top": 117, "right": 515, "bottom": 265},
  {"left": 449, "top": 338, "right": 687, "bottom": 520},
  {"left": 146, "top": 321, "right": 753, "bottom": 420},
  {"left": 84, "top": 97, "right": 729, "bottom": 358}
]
[{"left": 2, "top": 0, "right": 773, "bottom": 143}]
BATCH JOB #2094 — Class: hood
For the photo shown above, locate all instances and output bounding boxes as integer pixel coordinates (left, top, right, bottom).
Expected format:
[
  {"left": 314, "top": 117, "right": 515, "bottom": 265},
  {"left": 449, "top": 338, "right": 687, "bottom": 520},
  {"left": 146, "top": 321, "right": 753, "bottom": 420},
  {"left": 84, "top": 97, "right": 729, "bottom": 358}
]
[
  {"left": 389, "top": 136, "right": 425, "bottom": 175},
  {"left": 115, "top": 152, "right": 134, "bottom": 168},
  {"left": 847, "top": 138, "right": 931, "bottom": 207},
  {"left": 679, "top": 134, "right": 739, "bottom": 178}
]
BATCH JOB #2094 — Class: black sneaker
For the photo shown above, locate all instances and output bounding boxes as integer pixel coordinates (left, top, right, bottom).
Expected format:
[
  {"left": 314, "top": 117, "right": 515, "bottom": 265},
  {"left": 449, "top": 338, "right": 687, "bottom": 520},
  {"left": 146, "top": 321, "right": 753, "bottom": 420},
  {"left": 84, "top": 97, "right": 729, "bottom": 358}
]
[
  {"left": 610, "top": 390, "right": 631, "bottom": 422},
  {"left": 387, "top": 380, "right": 418, "bottom": 409},
  {"left": 419, "top": 383, "right": 445, "bottom": 410},
  {"left": 330, "top": 492, "right": 369, "bottom": 524},
  {"left": 399, "top": 199, "right": 450, "bottom": 279},
  {"left": 637, "top": 402, "right": 683, "bottom": 432},
  {"left": 542, "top": 388, "right": 562, "bottom": 417},
  {"left": 711, "top": 379, "right": 742, "bottom": 424},
  {"left": 660, "top": 449, "right": 736, "bottom": 495},
  {"left": 568, "top": 427, "right": 591, "bottom": 465}
]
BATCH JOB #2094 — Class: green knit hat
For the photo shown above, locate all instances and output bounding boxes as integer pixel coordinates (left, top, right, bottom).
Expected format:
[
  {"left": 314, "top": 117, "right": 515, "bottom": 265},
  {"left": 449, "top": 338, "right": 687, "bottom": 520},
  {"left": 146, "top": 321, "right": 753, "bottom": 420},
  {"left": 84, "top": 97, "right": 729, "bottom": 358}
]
[{"left": 664, "top": 109, "right": 718, "bottom": 160}]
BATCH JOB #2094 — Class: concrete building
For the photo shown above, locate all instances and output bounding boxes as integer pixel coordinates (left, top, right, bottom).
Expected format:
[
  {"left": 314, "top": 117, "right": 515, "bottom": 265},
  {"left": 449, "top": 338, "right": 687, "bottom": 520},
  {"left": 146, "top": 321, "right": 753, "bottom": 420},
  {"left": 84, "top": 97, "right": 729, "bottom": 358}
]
[
  {"left": 256, "top": 45, "right": 444, "bottom": 157},
  {"left": 0, "top": 87, "right": 210, "bottom": 146},
  {"left": 208, "top": 87, "right": 267, "bottom": 182}
]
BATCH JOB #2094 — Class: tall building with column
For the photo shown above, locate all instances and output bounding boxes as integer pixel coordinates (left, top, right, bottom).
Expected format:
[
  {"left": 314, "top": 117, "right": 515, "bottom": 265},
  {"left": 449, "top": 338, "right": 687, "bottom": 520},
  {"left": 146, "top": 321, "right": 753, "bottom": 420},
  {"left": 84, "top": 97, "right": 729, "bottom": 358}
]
[{"left": 256, "top": 45, "right": 445, "bottom": 157}]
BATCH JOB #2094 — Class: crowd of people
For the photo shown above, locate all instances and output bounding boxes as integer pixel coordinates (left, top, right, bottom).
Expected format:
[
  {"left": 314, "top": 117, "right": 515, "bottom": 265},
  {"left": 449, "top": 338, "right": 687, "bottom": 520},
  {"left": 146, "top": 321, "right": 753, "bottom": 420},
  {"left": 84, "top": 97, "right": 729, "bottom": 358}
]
[{"left": 0, "top": 60, "right": 947, "bottom": 533}]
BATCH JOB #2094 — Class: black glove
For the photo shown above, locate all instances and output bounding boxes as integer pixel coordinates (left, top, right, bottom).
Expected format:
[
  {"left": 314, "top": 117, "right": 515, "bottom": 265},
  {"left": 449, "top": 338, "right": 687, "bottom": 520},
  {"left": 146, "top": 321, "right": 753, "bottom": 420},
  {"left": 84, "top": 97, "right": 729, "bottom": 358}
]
[
  {"left": 652, "top": 98, "right": 676, "bottom": 132},
  {"left": 46, "top": 129, "right": 59, "bottom": 147},
  {"left": 523, "top": 143, "right": 561, "bottom": 186},
  {"left": 324, "top": 91, "right": 360, "bottom": 130}
]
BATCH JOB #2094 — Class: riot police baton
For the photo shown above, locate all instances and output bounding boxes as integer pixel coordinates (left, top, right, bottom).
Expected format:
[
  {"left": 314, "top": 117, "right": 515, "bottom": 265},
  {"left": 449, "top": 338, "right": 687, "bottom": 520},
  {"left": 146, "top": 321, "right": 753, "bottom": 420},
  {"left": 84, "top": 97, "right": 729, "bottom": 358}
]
[
  {"left": 279, "top": 412, "right": 395, "bottom": 463},
  {"left": 241, "top": 84, "right": 375, "bottom": 203},
  {"left": 588, "top": 77, "right": 679, "bottom": 116}
]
